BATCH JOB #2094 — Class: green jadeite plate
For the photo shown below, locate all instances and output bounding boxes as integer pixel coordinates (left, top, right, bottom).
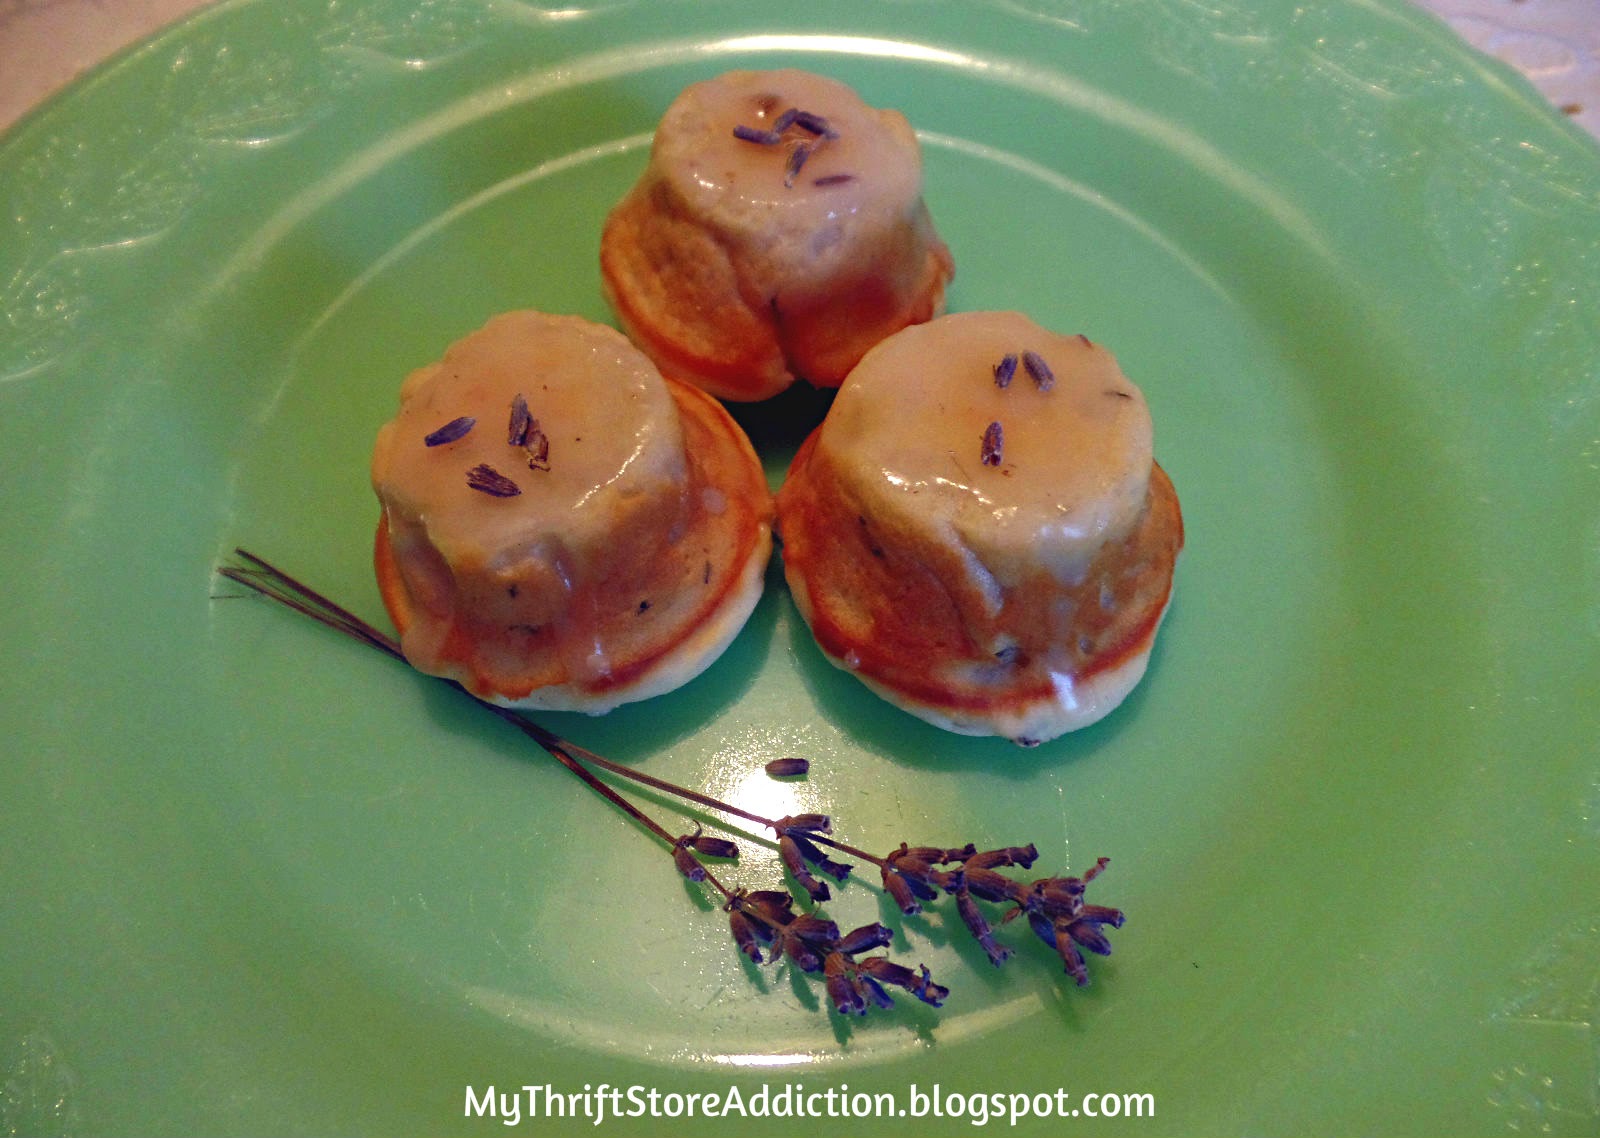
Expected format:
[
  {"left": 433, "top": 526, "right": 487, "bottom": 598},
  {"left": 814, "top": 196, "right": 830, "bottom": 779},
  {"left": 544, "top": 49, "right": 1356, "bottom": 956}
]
[{"left": 4, "top": 0, "right": 1599, "bottom": 1134}]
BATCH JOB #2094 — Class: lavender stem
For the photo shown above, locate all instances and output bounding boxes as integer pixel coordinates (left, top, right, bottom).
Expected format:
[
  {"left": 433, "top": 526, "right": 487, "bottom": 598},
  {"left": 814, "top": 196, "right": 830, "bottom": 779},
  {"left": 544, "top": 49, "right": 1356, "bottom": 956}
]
[{"left": 218, "top": 551, "right": 1000, "bottom": 874}]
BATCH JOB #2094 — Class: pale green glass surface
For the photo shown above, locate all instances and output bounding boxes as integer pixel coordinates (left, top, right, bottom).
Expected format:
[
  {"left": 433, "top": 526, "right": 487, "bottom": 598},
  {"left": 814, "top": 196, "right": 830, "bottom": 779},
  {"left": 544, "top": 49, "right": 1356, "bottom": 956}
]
[{"left": 2, "top": 1, "right": 1597, "bottom": 1134}]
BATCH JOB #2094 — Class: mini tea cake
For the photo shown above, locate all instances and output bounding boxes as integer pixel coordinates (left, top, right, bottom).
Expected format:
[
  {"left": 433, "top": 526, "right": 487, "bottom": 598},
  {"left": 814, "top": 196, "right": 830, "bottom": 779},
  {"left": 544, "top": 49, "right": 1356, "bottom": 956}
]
[
  {"left": 776, "top": 311, "right": 1183, "bottom": 744},
  {"left": 601, "top": 68, "right": 955, "bottom": 401},
  {"left": 371, "top": 311, "right": 773, "bottom": 712}
]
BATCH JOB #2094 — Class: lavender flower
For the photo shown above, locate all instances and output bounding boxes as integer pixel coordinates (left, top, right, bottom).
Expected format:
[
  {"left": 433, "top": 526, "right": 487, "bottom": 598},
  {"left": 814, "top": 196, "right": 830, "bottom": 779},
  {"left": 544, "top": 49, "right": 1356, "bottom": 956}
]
[
  {"left": 1005, "top": 858, "right": 1124, "bottom": 986},
  {"left": 1022, "top": 349, "right": 1056, "bottom": 391},
  {"left": 729, "top": 909, "right": 764, "bottom": 963},
  {"left": 779, "top": 834, "right": 833, "bottom": 902},
  {"left": 981, "top": 421, "right": 1004, "bottom": 467},
  {"left": 465, "top": 464, "right": 520, "bottom": 497},
  {"left": 783, "top": 143, "right": 813, "bottom": 187},
  {"left": 957, "top": 883, "right": 1012, "bottom": 966},
  {"left": 857, "top": 958, "right": 950, "bottom": 1007},
  {"left": 820, "top": 932, "right": 946, "bottom": 1016},
  {"left": 967, "top": 844, "right": 1039, "bottom": 870},
  {"left": 682, "top": 829, "right": 740, "bottom": 860},
  {"left": 508, "top": 393, "right": 533, "bottom": 446},
  {"left": 837, "top": 922, "right": 893, "bottom": 955},
  {"left": 672, "top": 843, "right": 706, "bottom": 882},
  {"left": 790, "top": 109, "right": 839, "bottom": 138},
  {"left": 424, "top": 416, "right": 475, "bottom": 446},
  {"left": 732, "top": 124, "right": 782, "bottom": 145}
]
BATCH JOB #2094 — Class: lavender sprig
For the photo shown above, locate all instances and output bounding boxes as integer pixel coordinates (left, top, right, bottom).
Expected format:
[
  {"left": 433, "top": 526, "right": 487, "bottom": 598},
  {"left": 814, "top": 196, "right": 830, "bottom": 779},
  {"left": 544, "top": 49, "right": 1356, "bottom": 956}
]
[
  {"left": 215, "top": 550, "right": 1127, "bottom": 1008},
  {"left": 542, "top": 721, "right": 1126, "bottom": 988}
]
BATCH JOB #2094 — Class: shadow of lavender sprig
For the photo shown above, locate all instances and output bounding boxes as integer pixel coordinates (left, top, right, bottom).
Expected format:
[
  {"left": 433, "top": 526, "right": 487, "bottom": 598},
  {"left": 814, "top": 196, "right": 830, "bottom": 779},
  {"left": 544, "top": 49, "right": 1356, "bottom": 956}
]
[{"left": 215, "top": 549, "right": 1126, "bottom": 1015}]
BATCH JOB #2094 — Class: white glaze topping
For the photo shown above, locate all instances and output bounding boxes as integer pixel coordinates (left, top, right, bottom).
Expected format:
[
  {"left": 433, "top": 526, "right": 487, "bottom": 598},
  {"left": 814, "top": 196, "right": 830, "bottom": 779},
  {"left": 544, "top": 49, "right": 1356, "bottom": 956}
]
[
  {"left": 371, "top": 311, "right": 686, "bottom": 613},
  {"left": 650, "top": 68, "right": 924, "bottom": 293},
  {"left": 815, "top": 311, "right": 1153, "bottom": 589}
]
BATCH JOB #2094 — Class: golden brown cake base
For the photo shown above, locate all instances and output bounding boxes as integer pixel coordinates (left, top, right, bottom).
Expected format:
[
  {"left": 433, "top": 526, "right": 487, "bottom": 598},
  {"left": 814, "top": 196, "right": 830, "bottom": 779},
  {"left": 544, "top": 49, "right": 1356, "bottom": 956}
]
[{"left": 601, "top": 184, "right": 952, "bottom": 401}]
